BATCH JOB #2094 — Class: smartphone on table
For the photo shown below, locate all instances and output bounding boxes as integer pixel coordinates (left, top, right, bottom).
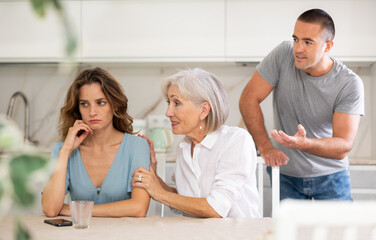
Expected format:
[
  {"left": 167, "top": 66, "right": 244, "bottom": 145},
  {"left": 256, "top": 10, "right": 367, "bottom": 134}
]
[{"left": 44, "top": 219, "right": 72, "bottom": 227}]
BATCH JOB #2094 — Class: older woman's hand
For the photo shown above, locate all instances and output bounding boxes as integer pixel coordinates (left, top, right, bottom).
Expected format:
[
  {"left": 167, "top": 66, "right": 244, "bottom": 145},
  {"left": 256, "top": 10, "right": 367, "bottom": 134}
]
[
  {"left": 138, "top": 135, "right": 157, "bottom": 173},
  {"left": 131, "top": 167, "right": 165, "bottom": 201}
]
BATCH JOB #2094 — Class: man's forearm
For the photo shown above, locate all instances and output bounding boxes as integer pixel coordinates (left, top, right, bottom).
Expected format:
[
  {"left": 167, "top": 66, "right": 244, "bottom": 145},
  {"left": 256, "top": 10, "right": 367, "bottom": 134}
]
[
  {"left": 239, "top": 71, "right": 289, "bottom": 166},
  {"left": 300, "top": 137, "right": 353, "bottom": 160},
  {"left": 240, "top": 99, "right": 273, "bottom": 154}
]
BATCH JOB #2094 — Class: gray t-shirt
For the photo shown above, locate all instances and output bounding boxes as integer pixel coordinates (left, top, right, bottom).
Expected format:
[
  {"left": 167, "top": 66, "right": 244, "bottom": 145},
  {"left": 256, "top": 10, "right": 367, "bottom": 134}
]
[{"left": 256, "top": 41, "right": 364, "bottom": 178}]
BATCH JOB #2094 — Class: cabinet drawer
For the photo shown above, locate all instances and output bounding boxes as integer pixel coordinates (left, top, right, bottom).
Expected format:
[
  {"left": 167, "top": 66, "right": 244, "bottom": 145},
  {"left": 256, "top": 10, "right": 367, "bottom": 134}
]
[{"left": 350, "top": 166, "right": 376, "bottom": 189}]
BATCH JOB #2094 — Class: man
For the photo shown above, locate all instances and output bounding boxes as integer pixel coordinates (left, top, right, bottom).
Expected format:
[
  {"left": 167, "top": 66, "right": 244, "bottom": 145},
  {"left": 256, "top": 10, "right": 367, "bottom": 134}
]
[{"left": 239, "top": 9, "right": 364, "bottom": 200}]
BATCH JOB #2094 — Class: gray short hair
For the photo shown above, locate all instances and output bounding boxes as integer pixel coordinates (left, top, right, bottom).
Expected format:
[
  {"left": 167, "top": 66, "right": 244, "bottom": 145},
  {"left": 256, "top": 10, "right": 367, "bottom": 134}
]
[{"left": 162, "top": 68, "right": 229, "bottom": 134}]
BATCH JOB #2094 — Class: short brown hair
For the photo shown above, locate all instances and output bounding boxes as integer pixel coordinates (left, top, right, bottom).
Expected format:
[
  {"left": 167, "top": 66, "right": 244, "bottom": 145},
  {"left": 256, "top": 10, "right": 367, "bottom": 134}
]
[
  {"left": 58, "top": 67, "right": 133, "bottom": 140},
  {"left": 298, "top": 9, "right": 335, "bottom": 41}
]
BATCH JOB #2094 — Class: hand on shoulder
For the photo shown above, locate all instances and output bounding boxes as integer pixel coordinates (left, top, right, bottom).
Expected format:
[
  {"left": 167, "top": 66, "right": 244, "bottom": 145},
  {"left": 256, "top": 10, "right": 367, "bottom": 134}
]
[{"left": 137, "top": 134, "right": 157, "bottom": 173}]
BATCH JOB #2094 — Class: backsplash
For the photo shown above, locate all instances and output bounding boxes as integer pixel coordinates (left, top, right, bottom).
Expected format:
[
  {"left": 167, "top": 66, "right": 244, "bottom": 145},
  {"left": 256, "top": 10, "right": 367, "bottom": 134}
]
[{"left": 0, "top": 62, "right": 374, "bottom": 161}]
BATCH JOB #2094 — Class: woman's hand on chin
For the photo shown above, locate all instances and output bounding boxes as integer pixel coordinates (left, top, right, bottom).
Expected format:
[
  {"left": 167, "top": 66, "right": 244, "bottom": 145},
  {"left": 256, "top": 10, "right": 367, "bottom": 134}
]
[{"left": 63, "top": 120, "right": 93, "bottom": 152}]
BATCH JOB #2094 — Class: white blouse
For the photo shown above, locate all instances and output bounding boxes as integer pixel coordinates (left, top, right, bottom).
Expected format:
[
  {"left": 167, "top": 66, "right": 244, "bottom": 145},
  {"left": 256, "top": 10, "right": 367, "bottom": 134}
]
[{"left": 172, "top": 125, "right": 261, "bottom": 218}]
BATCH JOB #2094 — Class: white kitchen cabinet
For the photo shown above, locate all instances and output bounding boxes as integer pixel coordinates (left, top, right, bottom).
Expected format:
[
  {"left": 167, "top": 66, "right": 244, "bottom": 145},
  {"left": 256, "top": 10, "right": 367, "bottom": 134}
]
[
  {"left": 0, "top": 1, "right": 81, "bottom": 61},
  {"left": 81, "top": 0, "right": 225, "bottom": 61},
  {"left": 350, "top": 165, "right": 376, "bottom": 200},
  {"left": 1, "top": 0, "right": 375, "bottom": 62},
  {"left": 226, "top": 0, "right": 376, "bottom": 61},
  {"left": 226, "top": 1, "right": 294, "bottom": 61}
]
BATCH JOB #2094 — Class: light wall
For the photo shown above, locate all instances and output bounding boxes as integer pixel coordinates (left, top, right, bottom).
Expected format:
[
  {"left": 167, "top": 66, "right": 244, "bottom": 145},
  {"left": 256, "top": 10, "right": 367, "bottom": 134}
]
[{"left": 0, "top": 62, "right": 374, "bottom": 161}]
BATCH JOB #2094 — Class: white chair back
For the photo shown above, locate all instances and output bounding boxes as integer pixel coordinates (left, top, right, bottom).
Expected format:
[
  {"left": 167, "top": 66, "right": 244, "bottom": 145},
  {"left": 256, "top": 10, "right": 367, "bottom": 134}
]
[
  {"left": 147, "top": 153, "right": 166, "bottom": 216},
  {"left": 275, "top": 199, "right": 376, "bottom": 240},
  {"left": 257, "top": 156, "right": 280, "bottom": 217}
]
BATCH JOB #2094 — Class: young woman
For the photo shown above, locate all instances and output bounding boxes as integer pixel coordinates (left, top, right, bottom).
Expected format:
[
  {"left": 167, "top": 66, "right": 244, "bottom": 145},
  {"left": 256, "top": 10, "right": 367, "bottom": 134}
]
[{"left": 42, "top": 68, "right": 150, "bottom": 217}]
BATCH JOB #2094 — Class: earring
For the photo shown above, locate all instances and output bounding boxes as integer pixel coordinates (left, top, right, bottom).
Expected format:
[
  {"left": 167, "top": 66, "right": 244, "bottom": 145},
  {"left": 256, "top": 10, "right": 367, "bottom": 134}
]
[{"left": 200, "top": 125, "right": 202, "bottom": 130}]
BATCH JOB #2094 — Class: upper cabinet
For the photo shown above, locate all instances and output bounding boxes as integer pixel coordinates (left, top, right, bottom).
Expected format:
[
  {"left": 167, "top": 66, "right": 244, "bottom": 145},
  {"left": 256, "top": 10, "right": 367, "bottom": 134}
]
[
  {"left": 81, "top": 0, "right": 225, "bottom": 61},
  {"left": 226, "top": 0, "right": 376, "bottom": 61},
  {"left": 0, "top": 1, "right": 81, "bottom": 61},
  {"left": 326, "top": 1, "right": 376, "bottom": 60},
  {"left": 226, "top": 1, "right": 296, "bottom": 61},
  {"left": 0, "top": 0, "right": 375, "bottom": 62}
]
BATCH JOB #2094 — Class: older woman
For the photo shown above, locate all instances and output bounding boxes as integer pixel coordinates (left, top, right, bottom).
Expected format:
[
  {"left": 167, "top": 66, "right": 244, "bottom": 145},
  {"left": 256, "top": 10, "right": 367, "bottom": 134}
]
[{"left": 132, "top": 68, "right": 260, "bottom": 218}]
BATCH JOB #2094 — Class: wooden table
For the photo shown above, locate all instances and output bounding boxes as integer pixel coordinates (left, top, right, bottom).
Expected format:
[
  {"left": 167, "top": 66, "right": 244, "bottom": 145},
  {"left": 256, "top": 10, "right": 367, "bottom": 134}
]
[{"left": 0, "top": 215, "right": 273, "bottom": 240}]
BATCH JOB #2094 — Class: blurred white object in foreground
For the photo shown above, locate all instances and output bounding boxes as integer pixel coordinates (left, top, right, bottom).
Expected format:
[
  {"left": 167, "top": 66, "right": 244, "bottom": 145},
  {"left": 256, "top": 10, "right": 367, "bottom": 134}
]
[{"left": 274, "top": 199, "right": 376, "bottom": 240}]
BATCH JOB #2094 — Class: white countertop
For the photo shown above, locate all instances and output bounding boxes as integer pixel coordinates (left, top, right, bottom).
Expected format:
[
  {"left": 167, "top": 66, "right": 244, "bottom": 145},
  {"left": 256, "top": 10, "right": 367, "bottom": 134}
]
[
  {"left": 159, "top": 153, "right": 376, "bottom": 165},
  {"left": 349, "top": 158, "right": 376, "bottom": 165},
  {"left": 0, "top": 215, "right": 273, "bottom": 240}
]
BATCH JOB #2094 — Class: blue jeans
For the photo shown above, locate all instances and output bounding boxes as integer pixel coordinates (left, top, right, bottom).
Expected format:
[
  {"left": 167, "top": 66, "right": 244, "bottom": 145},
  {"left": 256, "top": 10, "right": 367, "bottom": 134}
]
[{"left": 267, "top": 167, "right": 352, "bottom": 200}]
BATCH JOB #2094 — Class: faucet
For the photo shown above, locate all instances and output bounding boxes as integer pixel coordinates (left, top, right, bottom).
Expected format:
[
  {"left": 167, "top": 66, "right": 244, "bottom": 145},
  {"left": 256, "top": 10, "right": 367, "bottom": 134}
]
[{"left": 6, "top": 91, "right": 31, "bottom": 143}]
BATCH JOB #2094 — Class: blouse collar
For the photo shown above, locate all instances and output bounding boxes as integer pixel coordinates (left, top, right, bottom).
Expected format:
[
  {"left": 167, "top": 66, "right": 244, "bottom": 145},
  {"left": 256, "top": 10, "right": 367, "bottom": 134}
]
[{"left": 179, "top": 126, "right": 223, "bottom": 150}]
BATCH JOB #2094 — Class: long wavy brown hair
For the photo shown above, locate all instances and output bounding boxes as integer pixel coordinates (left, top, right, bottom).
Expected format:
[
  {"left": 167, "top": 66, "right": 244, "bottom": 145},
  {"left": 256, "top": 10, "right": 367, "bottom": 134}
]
[{"left": 58, "top": 67, "right": 133, "bottom": 140}]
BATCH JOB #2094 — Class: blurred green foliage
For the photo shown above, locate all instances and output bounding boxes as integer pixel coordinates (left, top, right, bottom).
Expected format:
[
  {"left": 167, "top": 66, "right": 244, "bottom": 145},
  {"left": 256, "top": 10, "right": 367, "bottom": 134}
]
[
  {"left": 0, "top": 181, "right": 3, "bottom": 200},
  {"left": 30, "top": 0, "right": 62, "bottom": 17},
  {"left": 10, "top": 154, "right": 48, "bottom": 207},
  {"left": 0, "top": 0, "right": 76, "bottom": 237},
  {"left": 16, "top": 219, "right": 31, "bottom": 240},
  {"left": 30, "top": 0, "right": 77, "bottom": 58}
]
